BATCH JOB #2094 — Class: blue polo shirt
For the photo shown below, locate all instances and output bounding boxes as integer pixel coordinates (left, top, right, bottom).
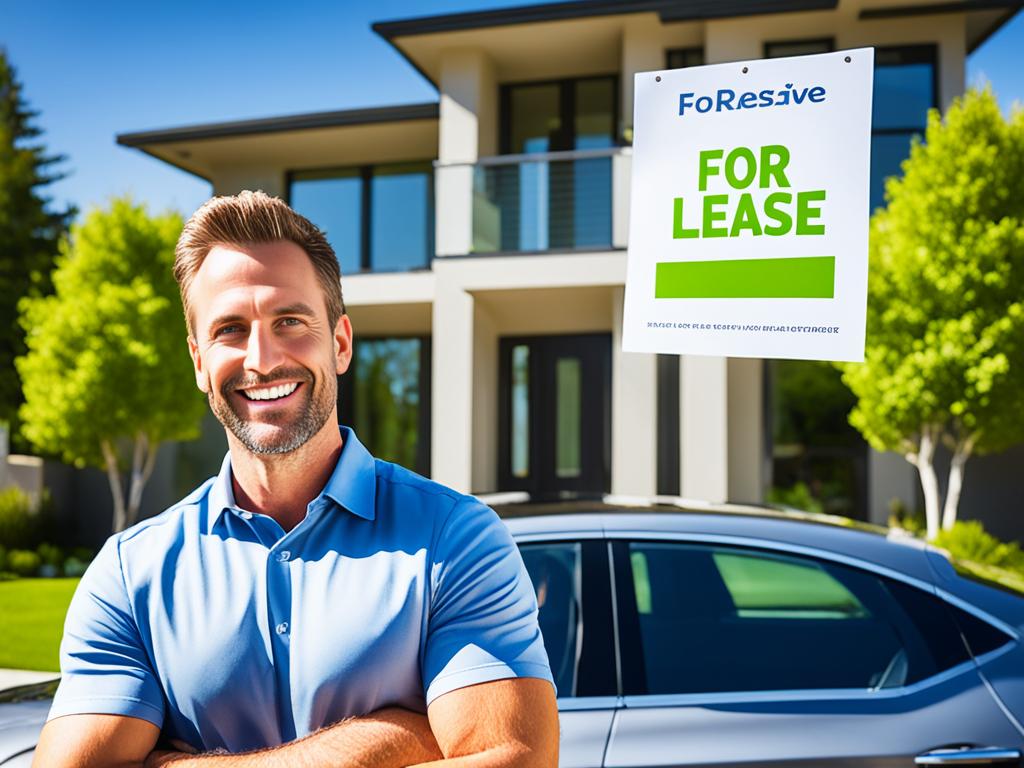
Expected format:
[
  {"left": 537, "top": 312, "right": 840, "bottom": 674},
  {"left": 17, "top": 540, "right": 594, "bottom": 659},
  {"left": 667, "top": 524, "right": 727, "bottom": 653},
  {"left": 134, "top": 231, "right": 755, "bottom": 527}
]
[{"left": 49, "top": 427, "right": 552, "bottom": 752}]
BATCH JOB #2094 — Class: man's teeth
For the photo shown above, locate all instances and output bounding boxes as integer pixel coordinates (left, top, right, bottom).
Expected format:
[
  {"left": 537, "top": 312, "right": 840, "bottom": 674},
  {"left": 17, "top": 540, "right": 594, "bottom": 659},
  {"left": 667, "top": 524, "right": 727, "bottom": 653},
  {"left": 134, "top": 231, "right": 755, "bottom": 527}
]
[{"left": 243, "top": 382, "right": 299, "bottom": 401}]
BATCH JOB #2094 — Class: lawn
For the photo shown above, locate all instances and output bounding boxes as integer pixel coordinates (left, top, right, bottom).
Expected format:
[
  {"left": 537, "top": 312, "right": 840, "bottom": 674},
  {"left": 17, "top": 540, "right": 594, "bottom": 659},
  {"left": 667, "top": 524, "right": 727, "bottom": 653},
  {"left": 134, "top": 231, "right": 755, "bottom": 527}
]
[{"left": 0, "top": 578, "right": 79, "bottom": 672}]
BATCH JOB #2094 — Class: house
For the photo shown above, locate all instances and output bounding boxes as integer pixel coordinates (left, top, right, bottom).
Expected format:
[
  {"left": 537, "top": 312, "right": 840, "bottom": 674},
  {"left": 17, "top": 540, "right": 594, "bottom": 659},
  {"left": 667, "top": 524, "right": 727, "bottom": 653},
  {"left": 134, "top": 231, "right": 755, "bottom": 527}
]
[{"left": 115, "top": 0, "right": 1024, "bottom": 539}]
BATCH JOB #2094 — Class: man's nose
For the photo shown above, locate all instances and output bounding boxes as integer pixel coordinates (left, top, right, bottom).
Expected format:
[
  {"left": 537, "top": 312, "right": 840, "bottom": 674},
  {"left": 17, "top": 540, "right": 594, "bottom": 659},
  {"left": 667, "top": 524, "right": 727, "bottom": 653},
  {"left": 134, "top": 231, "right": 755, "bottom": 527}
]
[{"left": 243, "top": 323, "right": 285, "bottom": 374}]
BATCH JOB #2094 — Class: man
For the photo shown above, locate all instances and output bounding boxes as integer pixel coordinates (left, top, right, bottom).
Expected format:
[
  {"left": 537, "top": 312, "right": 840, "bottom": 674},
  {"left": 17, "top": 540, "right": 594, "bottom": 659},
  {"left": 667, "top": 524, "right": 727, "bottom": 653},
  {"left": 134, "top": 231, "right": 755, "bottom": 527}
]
[{"left": 34, "top": 191, "right": 558, "bottom": 767}]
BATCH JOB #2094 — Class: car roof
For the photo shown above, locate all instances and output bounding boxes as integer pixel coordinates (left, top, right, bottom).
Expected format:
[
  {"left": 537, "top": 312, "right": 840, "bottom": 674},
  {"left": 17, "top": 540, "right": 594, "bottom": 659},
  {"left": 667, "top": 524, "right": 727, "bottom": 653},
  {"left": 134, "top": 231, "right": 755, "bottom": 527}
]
[{"left": 493, "top": 498, "right": 934, "bottom": 583}]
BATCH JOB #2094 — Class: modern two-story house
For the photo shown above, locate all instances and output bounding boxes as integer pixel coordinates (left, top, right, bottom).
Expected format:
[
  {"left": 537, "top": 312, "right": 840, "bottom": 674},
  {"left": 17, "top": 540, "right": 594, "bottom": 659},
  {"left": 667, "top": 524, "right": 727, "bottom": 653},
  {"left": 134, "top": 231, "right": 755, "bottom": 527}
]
[{"left": 116, "top": 0, "right": 1024, "bottom": 537}]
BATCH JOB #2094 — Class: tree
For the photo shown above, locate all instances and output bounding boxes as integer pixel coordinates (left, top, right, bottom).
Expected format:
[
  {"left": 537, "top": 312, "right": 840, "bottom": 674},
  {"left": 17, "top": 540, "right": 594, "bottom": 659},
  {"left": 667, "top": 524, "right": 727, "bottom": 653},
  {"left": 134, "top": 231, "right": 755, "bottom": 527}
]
[
  {"left": 838, "top": 88, "right": 1024, "bottom": 540},
  {"left": 0, "top": 49, "right": 75, "bottom": 442},
  {"left": 16, "top": 198, "right": 207, "bottom": 531}
]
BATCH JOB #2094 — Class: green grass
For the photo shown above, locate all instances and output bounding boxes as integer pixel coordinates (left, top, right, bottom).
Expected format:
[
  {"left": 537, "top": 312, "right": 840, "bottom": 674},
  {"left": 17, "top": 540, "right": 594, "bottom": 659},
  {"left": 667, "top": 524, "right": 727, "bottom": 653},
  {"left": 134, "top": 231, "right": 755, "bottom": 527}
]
[{"left": 0, "top": 578, "right": 79, "bottom": 672}]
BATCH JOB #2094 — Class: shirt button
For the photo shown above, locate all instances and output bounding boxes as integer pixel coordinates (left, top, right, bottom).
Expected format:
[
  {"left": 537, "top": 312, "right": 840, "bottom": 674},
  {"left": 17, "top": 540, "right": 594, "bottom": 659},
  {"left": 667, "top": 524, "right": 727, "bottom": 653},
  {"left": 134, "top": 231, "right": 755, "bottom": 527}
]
[
  {"left": 276, "top": 622, "right": 289, "bottom": 635},
  {"left": 277, "top": 550, "right": 291, "bottom": 562},
  {"left": 239, "top": 511, "right": 253, "bottom": 520}
]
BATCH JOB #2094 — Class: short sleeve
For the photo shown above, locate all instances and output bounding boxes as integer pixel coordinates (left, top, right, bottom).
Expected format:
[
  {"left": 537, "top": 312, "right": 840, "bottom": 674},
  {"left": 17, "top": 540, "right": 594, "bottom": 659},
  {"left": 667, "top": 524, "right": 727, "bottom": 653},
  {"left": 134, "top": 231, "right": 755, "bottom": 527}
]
[
  {"left": 423, "top": 499, "right": 554, "bottom": 704},
  {"left": 47, "top": 535, "right": 166, "bottom": 727}
]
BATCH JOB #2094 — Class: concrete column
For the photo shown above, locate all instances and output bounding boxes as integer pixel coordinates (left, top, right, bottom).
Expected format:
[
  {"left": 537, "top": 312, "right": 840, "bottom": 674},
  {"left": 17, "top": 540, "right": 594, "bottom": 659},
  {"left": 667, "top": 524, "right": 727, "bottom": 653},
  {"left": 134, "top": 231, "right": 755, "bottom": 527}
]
[
  {"left": 704, "top": 21, "right": 760, "bottom": 65},
  {"left": 212, "top": 168, "right": 284, "bottom": 198},
  {"left": 611, "top": 287, "right": 658, "bottom": 495},
  {"left": 612, "top": 150, "right": 632, "bottom": 249},
  {"left": 938, "top": 28, "right": 966, "bottom": 110},
  {"left": 727, "top": 357, "right": 764, "bottom": 504},
  {"left": 431, "top": 274, "right": 475, "bottom": 492},
  {"left": 869, "top": 450, "right": 918, "bottom": 526},
  {"left": 681, "top": 355, "right": 728, "bottom": 502},
  {"left": 472, "top": 299, "right": 499, "bottom": 493},
  {"left": 436, "top": 49, "right": 496, "bottom": 257},
  {"left": 620, "top": 16, "right": 666, "bottom": 137}
]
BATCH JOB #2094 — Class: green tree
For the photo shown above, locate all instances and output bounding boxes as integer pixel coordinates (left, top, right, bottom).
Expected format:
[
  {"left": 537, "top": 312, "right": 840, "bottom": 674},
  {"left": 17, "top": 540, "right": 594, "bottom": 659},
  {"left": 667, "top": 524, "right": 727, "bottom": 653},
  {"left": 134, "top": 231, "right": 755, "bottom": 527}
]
[
  {"left": 839, "top": 88, "right": 1024, "bottom": 540},
  {"left": 16, "top": 198, "right": 206, "bottom": 532},
  {"left": 0, "top": 50, "right": 75, "bottom": 441}
]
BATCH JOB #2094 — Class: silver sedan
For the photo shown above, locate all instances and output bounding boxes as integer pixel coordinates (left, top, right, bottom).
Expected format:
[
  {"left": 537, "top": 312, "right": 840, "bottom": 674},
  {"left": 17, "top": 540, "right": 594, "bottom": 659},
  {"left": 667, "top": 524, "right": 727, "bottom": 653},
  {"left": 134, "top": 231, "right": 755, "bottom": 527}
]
[{"left": 498, "top": 498, "right": 1024, "bottom": 768}]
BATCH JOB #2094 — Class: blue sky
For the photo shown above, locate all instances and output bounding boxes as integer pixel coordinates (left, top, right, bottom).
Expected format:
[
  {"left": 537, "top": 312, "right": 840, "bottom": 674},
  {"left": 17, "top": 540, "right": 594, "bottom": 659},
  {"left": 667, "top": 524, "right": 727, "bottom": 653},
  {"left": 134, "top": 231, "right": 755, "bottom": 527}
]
[{"left": 5, "top": 1, "right": 1023, "bottom": 221}]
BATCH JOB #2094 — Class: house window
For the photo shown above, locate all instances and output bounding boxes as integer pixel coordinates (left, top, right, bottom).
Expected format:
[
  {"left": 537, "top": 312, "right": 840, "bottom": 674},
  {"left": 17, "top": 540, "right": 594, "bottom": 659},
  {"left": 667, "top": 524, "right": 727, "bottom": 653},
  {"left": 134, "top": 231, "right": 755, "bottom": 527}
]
[
  {"left": 338, "top": 337, "right": 431, "bottom": 476},
  {"left": 870, "top": 45, "right": 937, "bottom": 210},
  {"left": 764, "top": 39, "right": 834, "bottom": 58},
  {"left": 289, "top": 162, "right": 433, "bottom": 274},
  {"left": 666, "top": 48, "right": 704, "bottom": 70},
  {"left": 500, "top": 75, "right": 617, "bottom": 154},
  {"left": 482, "top": 76, "right": 617, "bottom": 252}
]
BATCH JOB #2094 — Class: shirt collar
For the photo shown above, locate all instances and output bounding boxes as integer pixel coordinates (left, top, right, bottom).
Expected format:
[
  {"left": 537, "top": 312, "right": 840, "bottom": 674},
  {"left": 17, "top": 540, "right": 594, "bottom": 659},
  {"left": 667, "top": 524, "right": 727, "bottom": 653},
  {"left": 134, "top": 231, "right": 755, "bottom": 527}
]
[{"left": 204, "top": 426, "right": 377, "bottom": 534}]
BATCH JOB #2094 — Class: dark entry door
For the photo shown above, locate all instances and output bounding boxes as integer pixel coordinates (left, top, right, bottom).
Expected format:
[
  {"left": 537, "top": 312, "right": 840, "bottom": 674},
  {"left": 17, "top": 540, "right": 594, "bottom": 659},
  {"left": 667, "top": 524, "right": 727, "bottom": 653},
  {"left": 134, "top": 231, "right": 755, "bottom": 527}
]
[{"left": 498, "top": 334, "right": 611, "bottom": 496}]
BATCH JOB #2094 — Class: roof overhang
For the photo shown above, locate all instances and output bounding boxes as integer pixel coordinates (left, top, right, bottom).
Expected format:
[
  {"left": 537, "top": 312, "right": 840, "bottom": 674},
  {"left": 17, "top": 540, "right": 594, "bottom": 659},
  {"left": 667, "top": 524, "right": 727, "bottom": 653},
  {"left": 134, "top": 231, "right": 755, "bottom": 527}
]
[
  {"left": 116, "top": 102, "right": 439, "bottom": 182},
  {"left": 858, "top": 1, "right": 1022, "bottom": 52},
  {"left": 373, "top": 0, "right": 838, "bottom": 87}
]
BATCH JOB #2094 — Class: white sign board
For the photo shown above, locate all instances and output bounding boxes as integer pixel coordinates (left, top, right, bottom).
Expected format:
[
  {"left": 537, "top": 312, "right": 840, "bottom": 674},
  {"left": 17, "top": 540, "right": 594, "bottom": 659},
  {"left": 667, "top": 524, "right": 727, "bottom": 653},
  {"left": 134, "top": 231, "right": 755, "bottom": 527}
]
[{"left": 622, "top": 49, "right": 874, "bottom": 362}]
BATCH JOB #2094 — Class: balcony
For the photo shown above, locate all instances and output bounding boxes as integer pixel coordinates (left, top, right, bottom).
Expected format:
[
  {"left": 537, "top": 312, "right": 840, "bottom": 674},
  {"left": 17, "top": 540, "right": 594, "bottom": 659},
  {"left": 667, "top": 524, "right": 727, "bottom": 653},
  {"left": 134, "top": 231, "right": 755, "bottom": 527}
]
[{"left": 435, "top": 147, "right": 631, "bottom": 257}]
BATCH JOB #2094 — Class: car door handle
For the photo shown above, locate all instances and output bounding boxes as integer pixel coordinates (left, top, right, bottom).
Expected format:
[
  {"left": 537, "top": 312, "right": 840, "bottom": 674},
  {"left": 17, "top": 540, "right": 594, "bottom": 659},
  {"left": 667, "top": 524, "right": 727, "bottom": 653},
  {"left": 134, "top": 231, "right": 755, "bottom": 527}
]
[{"left": 915, "top": 747, "right": 1022, "bottom": 765}]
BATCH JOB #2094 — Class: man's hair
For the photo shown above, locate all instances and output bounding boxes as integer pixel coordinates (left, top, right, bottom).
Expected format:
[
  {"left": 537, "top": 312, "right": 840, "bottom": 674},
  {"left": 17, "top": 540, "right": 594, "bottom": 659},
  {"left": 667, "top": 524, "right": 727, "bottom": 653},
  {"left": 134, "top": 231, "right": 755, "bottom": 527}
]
[{"left": 174, "top": 190, "right": 345, "bottom": 334}]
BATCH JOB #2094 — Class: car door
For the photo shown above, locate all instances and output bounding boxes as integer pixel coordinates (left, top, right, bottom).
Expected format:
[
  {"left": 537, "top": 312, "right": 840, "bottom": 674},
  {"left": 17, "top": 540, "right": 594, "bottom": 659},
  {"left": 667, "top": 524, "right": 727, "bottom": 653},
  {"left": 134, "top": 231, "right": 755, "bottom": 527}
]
[
  {"left": 603, "top": 537, "right": 1022, "bottom": 768},
  {"left": 517, "top": 538, "right": 620, "bottom": 768}
]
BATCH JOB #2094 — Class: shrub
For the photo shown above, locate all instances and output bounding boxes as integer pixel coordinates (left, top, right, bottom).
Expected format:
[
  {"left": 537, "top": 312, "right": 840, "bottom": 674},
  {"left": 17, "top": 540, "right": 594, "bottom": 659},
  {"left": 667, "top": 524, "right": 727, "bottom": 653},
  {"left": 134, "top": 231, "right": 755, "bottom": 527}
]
[
  {"left": 933, "top": 521, "right": 1024, "bottom": 572},
  {"left": 0, "top": 487, "right": 38, "bottom": 549},
  {"left": 767, "top": 482, "right": 824, "bottom": 515},
  {"left": 0, "top": 544, "right": 6, "bottom": 571},
  {"left": 0, "top": 487, "right": 58, "bottom": 550},
  {"left": 69, "top": 547, "right": 94, "bottom": 562},
  {"left": 6, "top": 549, "right": 41, "bottom": 577},
  {"left": 37, "top": 543, "right": 64, "bottom": 567},
  {"left": 887, "top": 498, "right": 926, "bottom": 536},
  {"left": 63, "top": 557, "right": 89, "bottom": 578}
]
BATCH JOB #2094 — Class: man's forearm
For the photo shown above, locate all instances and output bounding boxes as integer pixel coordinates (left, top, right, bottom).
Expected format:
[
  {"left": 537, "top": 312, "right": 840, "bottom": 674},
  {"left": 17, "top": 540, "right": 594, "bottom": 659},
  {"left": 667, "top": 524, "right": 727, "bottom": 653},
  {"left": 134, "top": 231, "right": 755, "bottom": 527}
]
[
  {"left": 407, "top": 743, "right": 554, "bottom": 768},
  {"left": 145, "top": 708, "right": 443, "bottom": 768}
]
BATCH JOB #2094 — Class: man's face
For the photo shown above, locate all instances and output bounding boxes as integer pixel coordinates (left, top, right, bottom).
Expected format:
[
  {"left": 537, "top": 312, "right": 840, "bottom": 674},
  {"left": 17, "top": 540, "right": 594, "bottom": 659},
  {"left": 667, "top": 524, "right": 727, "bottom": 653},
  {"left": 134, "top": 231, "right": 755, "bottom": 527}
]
[{"left": 186, "top": 241, "right": 352, "bottom": 455}]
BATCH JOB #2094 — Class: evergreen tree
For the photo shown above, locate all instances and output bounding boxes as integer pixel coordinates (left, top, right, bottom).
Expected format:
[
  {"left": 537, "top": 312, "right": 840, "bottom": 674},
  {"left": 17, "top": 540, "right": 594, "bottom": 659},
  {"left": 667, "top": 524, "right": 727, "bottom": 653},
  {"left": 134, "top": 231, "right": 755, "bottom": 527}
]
[{"left": 0, "top": 49, "right": 75, "bottom": 446}]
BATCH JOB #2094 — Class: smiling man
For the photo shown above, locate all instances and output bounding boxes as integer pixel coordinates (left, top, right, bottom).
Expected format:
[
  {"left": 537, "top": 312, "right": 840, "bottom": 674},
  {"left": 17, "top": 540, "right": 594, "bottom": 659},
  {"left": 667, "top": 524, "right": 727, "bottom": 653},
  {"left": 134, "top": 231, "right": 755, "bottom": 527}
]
[{"left": 34, "top": 191, "right": 558, "bottom": 768}]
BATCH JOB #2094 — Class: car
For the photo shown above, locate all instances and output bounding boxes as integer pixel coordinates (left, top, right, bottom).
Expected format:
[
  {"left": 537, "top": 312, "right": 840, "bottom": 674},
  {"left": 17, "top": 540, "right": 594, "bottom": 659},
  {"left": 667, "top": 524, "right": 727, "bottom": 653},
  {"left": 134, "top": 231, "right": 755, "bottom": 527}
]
[
  {"left": 2, "top": 496, "right": 1023, "bottom": 767},
  {"left": 492, "top": 495, "right": 1024, "bottom": 768}
]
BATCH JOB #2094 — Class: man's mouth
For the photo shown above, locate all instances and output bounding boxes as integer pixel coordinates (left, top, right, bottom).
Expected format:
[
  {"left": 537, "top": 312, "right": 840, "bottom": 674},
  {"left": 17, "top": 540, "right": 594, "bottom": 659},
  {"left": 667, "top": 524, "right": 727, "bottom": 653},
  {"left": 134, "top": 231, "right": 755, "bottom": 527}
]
[{"left": 239, "top": 382, "right": 301, "bottom": 402}]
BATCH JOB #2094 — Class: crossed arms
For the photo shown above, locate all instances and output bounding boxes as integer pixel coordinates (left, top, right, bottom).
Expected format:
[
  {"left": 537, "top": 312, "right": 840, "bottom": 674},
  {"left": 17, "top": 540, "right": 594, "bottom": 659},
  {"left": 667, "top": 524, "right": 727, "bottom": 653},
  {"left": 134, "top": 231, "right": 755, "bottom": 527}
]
[{"left": 32, "top": 677, "right": 558, "bottom": 768}]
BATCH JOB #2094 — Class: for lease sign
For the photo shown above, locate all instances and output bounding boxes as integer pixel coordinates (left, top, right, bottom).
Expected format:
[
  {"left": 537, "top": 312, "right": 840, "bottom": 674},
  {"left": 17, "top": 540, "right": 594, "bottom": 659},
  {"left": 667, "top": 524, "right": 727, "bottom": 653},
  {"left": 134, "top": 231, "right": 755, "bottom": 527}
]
[{"left": 622, "top": 49, "right": 874, "bottom": 362}]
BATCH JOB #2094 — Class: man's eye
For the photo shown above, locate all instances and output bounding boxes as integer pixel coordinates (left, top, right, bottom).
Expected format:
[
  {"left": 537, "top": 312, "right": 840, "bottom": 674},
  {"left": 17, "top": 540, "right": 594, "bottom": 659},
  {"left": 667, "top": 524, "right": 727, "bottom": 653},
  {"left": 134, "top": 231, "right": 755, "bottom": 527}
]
[
  {"left": 214, "top": 325, "right": 242, "bottom": 337},
  {"left": 279, "top": 318, "right": 302, "bottom": 327}
]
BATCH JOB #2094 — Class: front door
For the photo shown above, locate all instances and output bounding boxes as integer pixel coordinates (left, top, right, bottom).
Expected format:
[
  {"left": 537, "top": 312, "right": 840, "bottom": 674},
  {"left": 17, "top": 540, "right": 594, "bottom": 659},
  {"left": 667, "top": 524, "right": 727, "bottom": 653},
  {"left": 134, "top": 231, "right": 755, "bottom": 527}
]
[{"left": 498, "top": 333, "right": 610, "bottom": 497}]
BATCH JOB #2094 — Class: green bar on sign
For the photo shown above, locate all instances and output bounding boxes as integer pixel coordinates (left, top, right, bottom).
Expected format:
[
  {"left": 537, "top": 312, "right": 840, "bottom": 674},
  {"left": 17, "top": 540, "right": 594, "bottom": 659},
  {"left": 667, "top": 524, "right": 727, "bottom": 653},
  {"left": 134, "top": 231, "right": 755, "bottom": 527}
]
[{"left": 655, "top": 256, "right": 835, "bottom": 299}]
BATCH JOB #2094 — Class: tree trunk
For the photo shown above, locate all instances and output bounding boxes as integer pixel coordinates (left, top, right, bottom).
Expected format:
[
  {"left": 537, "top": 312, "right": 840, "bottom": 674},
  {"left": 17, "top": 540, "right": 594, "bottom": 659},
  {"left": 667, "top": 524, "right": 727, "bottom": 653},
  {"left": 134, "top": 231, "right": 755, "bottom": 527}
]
[
  {"left": 942, "top": 434, "right": 977, "bottom": 532},
  {"left": 125, "top": 433, "right": 159, "bottom": 528},
  {"left": 907, "top": 427, "right": 941, "bottom": 540},
  {"left": 100, "top": 439, "right": 127, "bottom": 533}
]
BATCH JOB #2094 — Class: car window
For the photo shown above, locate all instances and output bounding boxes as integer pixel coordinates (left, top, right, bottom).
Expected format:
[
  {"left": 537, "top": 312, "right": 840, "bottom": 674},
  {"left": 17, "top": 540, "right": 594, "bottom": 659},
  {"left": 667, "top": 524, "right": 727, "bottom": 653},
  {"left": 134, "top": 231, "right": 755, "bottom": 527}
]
[
  {"left": 625, "top": 542, "right": 971, "bottom": 696},
  {"left": 519, "top": 542, "right": 582, "bottom": 697}
]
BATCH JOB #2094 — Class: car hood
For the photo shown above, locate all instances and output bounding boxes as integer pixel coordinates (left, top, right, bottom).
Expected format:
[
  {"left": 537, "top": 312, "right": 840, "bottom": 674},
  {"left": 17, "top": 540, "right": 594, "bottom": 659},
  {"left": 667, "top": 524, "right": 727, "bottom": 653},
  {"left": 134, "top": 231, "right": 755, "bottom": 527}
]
[{"left": 0, "top": 700, "right": 49, "bottom": 764}]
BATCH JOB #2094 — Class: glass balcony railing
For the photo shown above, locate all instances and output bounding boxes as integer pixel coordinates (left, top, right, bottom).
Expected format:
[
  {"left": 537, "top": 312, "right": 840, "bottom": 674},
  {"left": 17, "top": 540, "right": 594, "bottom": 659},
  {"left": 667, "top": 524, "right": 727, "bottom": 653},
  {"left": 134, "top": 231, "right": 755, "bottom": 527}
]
[{"left": 437, "top": 147, "right": 630, "bottom": 255}]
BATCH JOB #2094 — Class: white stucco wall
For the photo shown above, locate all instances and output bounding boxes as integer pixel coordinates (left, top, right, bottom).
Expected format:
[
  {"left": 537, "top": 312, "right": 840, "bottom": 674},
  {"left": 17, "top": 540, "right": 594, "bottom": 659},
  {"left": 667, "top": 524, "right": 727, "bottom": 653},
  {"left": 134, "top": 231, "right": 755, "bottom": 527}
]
[{"left": 436, "top": 48, "right": 497, "bottom": 258}]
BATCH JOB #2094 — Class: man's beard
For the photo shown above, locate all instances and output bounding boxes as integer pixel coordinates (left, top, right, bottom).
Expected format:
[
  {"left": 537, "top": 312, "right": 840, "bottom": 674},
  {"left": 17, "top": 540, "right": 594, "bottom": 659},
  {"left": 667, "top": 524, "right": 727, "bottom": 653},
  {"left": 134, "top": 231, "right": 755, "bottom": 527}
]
[{"left": 209, "top": 366, "right": 336, "bottom": 455}]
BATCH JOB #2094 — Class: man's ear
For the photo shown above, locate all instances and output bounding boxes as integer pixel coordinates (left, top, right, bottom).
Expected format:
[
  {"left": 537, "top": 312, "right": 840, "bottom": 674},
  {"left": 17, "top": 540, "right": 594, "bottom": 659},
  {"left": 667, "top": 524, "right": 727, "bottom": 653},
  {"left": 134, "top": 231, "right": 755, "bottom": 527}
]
[
  {"left": 187, "top": 335, "right": 209, "bottom": 393},
  {"left": 334, "top": 314, "right": 354, "bottom": 376}
]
